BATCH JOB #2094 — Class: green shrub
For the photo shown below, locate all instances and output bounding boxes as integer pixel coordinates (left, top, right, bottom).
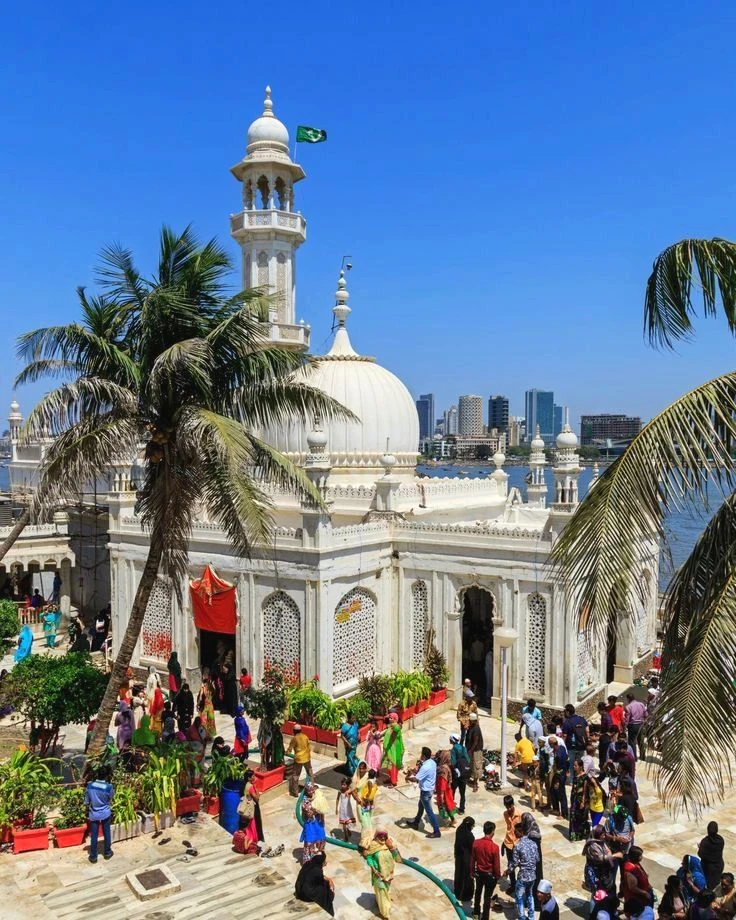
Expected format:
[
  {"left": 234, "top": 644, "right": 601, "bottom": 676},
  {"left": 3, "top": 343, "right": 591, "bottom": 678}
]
[
  {"left": 54, "top": 786, "right": 87, "bottom": 829},
  {"left": 345, "top": 693, "right": 371, "bottom": 726},
  {"left": 357, "top": 673, "right": 395, "bottom": 716},
  {"left": 0, "top": 599, "right": 20, "bottom": 654}
]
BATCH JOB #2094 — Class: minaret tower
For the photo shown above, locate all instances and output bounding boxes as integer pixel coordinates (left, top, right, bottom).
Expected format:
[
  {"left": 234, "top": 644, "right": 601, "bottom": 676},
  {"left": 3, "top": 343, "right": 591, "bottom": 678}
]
[
  {"left": 527, "top": 425, "right": 548, "bottom": 507},
  {"left": 551, "top": 408, "right": 582, "bottom": 509},
  {"left": 230, "top": 86, "right": 309, "bottom": 350},
  {"left": 8, "top": 399, "right": 22, "bottom": 462}
]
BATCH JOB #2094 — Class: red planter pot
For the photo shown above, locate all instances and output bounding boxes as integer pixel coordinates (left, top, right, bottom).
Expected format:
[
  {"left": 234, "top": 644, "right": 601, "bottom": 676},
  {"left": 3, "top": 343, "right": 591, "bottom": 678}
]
[
  {"left": 53, "top": 825, "right": 86, "bottom": 848},
  {"left": 300, "top": 725, "right": 317, "bottom": 742},
  {"left": 252, "top": 764, "right": 285, "bottom": 794},
  {"left": 415, "top": 698, "right": 429, "bottom": 713},
  {"left": 315, "top": 728, "right": 340, "bottom": 746},
  {"left": 176, "top": 791, "right": 202, "bottom": 817},
  {"left": 358, "top": 724, "right": 371, "bottom": 743},
  {"left": 13, "top": 824, "right": 50, "bottom": 854},
  {"left": 396, "top": 704, "right": 416, "bottom": 721},
  {"left": 1, "top": 825, "right": 13, "bottom": 845},
  {"left": 429, "top": 688, "right": 447, "bottom": 706},
  {"left": 282, "top": 720, "right": 296, "bottom": 736},
  {"left": 203, "top": 795, "right": 220, "bottom": 816}
]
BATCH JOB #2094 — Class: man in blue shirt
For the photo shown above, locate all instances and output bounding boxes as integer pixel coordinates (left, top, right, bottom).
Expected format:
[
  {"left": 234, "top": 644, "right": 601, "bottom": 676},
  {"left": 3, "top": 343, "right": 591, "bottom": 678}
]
[
  {"left": 509, "top": 823, "right": 540, "bottom": 920},
  {"left": 407, "top": 746, "right": 441, "bottom": 838},
  {"left": 85, "top": 767, "right": 114, "bottom": 863}
]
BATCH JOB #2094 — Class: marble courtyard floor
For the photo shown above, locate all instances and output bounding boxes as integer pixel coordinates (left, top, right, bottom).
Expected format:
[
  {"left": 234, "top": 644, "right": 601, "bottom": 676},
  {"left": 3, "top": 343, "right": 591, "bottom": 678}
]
[{"left": 1, "top": 704, "right": 735, "bottom": 919}]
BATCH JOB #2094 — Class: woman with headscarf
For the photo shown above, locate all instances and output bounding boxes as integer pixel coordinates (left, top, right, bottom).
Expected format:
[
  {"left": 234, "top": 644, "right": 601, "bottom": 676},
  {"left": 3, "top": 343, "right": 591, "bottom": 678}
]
[
  {"left": 340, "top": 713, "right": 360, "bottom": 777},
  {"left": 238, "top": 768, "right": 264, "bottom": 849},
  {"left": 233, "top": 705, "right": 251, "bottom": 758},
  {"left": 698, "top": 822, "right": 725, "bottom": 891},
  {"left": 364, "top": 829, "right": 400, "bottom": 920},
  {"left": 521, "top": 811, "right": 545, "bottom": 907},
  {"left": 167, "top": 651, "right": 182, "bottom": 696},
  {"left": 14, "top": 624, "right": 33, "bottom": 663},
  {"left": 678, "top": 855, "right": 708, "bottom": 907},
  {"left": 148, "top": 676, "right": 165, "bottom": 735},
  {"left": 300, "top": 783, "right": 327, "bottom": 864},
  {"left": 197, "top": 675, "right": 217, "bottom": 739},
  {"left": 41, "top": 606, "right": 58, "bottom": 648},
  {"left": 174, "top": 682, "right": 194, "bottom": 732},
  {"left": 356, "top": 769, "right": 379, "bottom": 847},
  {"left": 114, "top": 699, "right": 134, "bottom": 750},
  {"left": 569, "top": 758, "right": 591, "bottom": 841},
  {"left": 295, "top": 851, "right": 335, "bottom": 916},
  {"left": 453, "top": 816, "right": 476, "bottom": 903},
  {"left": 132, "top": 714, "right": 157, "bottom": 747},
  {"left": 435, "top": 751, "right": 457, "bottom": 826},
  {"left": 381, "top": 714, "right": 405, "bottom": 787},
  {"left": 659, "top": 875, "right": 688, "bottom": 920},
  {"left": 365, "top": 719, "right": 384, "bottom": 773},
  {"left": 582, "top": 824, "right": 618, "bottom": 895}
]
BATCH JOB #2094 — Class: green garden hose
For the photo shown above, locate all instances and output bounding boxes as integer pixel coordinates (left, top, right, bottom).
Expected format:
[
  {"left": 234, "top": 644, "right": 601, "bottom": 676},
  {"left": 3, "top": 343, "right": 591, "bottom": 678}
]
[{"left": 294, "top": 789, "right": 466, "bottom": 919}]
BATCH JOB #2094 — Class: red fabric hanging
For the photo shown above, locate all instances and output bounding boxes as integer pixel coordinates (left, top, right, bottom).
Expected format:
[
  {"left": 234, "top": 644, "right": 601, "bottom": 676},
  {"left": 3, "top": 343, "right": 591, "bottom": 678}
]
[{"left": 190, "top": 565, "right": 237, "bottom": 635}]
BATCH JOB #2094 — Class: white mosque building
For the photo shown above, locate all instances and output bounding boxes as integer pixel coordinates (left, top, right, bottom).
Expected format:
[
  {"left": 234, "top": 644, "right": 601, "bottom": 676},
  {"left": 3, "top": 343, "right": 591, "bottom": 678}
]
[{"left": 8, "top": 89, "right": 658, "bottom": 713}]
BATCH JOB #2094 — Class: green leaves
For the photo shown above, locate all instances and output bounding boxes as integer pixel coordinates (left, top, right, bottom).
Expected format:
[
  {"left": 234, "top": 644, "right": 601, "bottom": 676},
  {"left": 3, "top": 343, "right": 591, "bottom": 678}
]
[{"left": 0, "top": 599, "right": 20, "bottom": 654}]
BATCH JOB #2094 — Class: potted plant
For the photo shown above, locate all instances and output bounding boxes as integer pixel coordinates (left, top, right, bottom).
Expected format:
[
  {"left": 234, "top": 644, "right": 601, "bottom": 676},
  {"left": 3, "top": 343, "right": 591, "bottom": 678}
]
[
  {"left": 414, "top": 672, "right": 432, "bottom": 713},
  {"left": 52, "top": 786, "right": 87, "bottom": 848},
  {"left": 111, "top": 780, "right": 142, "bottom": 842},
  {"left": 347, "top": 694, "right": 373, "bottom": 741},
  {"left": 287, "top": 680, "right": 328, "bottom": 741},
  {"left": 140, "top": 750, "right": 181, "bottom": 832},
  {"left": 425, "top": 632, "right": 450, "bottom": 705},
  {"left": 202, "top": 754, "right": 245, "bottom": 816},
  {"left": 313, "top": 697, "right": 347, "bottom": 745},
  {"left": 357, "top": 673, "right": 394, "bottom": 722},
  {"left": 391, "top": 671, "right": 418, "bottom": 720},
  {"left": 244, "top": 666, "right": 287, "bottom": 791},
  {"left": 0, "top": 750, "right": 56, "bottom": 851},
  {"left": 13, "top": 811, "right": 50, "bottom": 854}
]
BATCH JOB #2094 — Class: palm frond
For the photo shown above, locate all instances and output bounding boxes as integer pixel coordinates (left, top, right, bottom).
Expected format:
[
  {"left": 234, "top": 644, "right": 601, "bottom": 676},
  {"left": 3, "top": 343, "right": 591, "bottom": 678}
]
[
  {"left": 233, "top": 379, "right": 359, "bottom": 430},
  {"left": 14, "top": 359, "right": 77, "bottom": 386},
  {"left": 650, "top": 492, "right": 736, "bottom": 810},
  {"left": 147, "top": 338, "right": 214, "bottom": 408},
  {"left": 247, "top": 434, "right": 324, "bottom": 508},
  {"left": 645, "top": 238, "right": 736, "bottom": 349},
  {"left": 22, "top": 378, "right": 138, "bottom": 440},
  {"left": 550, "top": 371, "right": 736, "bottom": 642}
]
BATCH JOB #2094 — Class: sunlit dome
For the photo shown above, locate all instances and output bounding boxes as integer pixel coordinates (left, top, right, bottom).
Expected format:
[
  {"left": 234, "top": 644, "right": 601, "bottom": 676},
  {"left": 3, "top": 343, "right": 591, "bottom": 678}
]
[{"left": 246, "top": 86, "right": 290, "bottom": 161}]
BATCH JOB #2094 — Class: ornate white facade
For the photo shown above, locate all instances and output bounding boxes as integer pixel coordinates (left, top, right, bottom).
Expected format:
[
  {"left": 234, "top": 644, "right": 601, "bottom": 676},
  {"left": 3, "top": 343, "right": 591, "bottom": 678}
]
[{"left": 16, "top": 88, "right": 659, "bottom": 711}]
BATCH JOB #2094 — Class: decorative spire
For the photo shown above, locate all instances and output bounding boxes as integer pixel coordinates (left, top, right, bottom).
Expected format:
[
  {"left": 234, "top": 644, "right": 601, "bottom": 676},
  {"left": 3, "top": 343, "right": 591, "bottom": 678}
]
[
  {"left": 263, "top": 85, "right": 274, "bottom": 117},
  {"left": 333, "top": 270, "right": 351, "bottom": 326},
  {"left": 380, "top": 436, "right": 397, "bottom": 475}
]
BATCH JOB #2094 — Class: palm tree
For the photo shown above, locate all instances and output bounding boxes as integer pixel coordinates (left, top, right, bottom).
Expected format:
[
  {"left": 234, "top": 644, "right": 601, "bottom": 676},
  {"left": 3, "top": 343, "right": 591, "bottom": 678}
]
[
  {"left": 551, "top": 238, "right": 736, "bottom": 811},
  {"left": 17, "top": 226, "right": 352, "bottom": 756}
]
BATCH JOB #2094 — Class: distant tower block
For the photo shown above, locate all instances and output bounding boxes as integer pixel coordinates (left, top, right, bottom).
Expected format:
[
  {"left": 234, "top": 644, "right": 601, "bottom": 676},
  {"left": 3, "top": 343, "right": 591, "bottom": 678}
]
[{"left": 230, "top": 86, "right": 309, "bottom": 350}]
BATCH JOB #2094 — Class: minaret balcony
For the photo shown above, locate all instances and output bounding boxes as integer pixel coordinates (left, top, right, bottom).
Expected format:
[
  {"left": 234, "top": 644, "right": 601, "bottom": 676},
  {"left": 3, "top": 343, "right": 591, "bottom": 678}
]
[
  {"left": 267, "top": 321, "right": 311, "bottom": 349},
  {"left": 230, "top": 209, "right": 306, "bottom": 240}
]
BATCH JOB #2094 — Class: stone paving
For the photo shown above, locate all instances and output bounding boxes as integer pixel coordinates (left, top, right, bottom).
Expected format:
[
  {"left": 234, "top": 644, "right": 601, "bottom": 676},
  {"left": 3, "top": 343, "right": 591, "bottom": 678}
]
[{"left": 2, "top": 699, "right": 736, "bottom": 920}]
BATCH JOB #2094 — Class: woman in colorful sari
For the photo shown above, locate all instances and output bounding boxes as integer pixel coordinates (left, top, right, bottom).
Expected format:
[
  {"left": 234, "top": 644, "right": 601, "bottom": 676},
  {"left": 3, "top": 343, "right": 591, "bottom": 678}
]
[
  {"left": 167, "top": 651, "right": 181, "bottom": 696},
  {"left": 149, "top": 679, "right": 165, "bottom": 736},
  {"left": 132, "top": 713, "right": 156, "bottom": 747},
  {"left": 381, "top": 714, "right": 405, "bottom": 787},
  {"left": 435, "top": 751, "right": 457, "bottom": 826},
  {"left": 114, "top": 699, "right": 134, "bottom": 750},
  {"left": 14, "top": 624, "right": 33, "bottom": 663},
  {"left": 233, "top": 705, "right": 251, "bottom": 758},
  {"left": 568, "top": 758, "right": 591, "bottom": 842},
  {"left": 364, "top": 829, "right": 400, "bottom": 920},
  {"left": 41, "top": 607, "right": 57, "bottom": 648},
  {"left": 340, "top": 713, "right": 360, "bottom": 777},
  {"left": 300, "top": 783, "right": 327, "bottom": 864},
  {"left": 678, "top": 854, "right": 707, "bottom": 907},
  {"left": 357, "top": 769, "right": 379, "bottom": 847},
  {"left": 351, "top": 761, "right": 369, "bottom": 795},
  {"left": 197, "top": 677, "right": 217, "bottom": 739},
  {"left": 365, "top": 719, "right": 384, "bottom": 773},
  {"left": 238, "top": 768, "right": 264, "bottom": 849}
]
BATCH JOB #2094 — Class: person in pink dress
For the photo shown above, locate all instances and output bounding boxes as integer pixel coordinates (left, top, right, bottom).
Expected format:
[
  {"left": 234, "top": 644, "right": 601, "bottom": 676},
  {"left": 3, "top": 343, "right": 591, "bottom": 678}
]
[{"left": 365, "top": 719, "right": 384, "bottom": 774}]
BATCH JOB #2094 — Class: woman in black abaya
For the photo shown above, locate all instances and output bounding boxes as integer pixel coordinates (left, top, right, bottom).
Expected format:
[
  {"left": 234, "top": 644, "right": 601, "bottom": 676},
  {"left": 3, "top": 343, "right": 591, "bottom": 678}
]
[
  {"left": 295, "top": 851, "right": 335, "bottom": 916},
  {"left": 453, "top": 816, "right": 476, "bottom": 903}
]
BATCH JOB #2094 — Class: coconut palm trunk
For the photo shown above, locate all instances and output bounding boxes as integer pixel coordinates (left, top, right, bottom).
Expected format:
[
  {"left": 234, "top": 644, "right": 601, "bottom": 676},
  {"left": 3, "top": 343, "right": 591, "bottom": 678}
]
[
  {"left": 0, "top": 508, "right": 30, "bottom": 564},
  {"left": 86, "top": 538, "right": 163, "bottom": 756}
]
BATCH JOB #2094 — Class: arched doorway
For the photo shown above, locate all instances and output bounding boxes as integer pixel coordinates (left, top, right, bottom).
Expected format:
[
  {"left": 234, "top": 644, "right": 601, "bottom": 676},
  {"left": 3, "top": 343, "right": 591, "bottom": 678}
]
[{"left": 461, "top": 586, "right": 494, "bottom": 704}]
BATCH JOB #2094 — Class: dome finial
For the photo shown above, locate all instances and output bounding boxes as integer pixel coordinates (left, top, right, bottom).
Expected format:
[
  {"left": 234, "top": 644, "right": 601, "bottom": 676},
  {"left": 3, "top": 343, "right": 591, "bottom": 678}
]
[
  {"left": 263, "top": 85, "right": 273, "bottom": 116},
  {"left": 333, "top": 269, "right": 351, "bottom": 327}
]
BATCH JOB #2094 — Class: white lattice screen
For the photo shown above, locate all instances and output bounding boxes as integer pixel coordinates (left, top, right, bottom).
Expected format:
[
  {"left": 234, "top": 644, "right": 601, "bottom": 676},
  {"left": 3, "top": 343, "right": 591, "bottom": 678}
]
[
  {"left": 577, "top": 630, "right": 594, "bottom": 693},
  {"left": 411, "top": 581, "right": 429, "bottom": 669},
  {"left": 636, "top": 573, "right": 651, "bottom": 656},
  {"left": 262, "top": 591, "right": 301, "bottom": 682},
  {"left": 333, "top": 587, "right": 376, "bottom": 686},
  {"left": 142, "top": 577, "right": 172, "bottom": 661},
  {"left": 526, "top": 593, "right": 547, "bottom": 694}
]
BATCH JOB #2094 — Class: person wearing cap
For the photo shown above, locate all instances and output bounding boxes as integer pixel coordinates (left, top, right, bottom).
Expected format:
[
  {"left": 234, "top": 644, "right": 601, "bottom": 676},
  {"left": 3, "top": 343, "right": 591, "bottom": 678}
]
[
  {"left": 457, "top": 688, "right": 479, "bottom": 730},
  {"left": 287, "top": 724, "right": 313, "bottom": 797},
  {"left": 538, "top": 880, "right": 559, "bottom": 920},
  {"left": 465, "top": 711, "right": 484, "bottom": 793},
  {"left": 450, "top": 733, "right": 470, "bottom": 814}
]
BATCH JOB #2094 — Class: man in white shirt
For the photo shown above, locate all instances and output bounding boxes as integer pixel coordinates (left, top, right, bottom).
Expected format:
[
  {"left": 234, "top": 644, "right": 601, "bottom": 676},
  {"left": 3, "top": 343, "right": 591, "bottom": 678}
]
[{"left": 407, "top": 747, "right": 441, "bottom": 838}]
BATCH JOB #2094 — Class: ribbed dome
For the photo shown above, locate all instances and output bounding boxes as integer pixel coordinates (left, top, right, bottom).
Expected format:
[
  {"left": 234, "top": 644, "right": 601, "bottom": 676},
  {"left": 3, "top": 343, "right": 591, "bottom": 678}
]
[
  {"left": 264, "top": 273, "right": 419, "bottom": 477},
  {"left": 245, "top": 86, "right": 290, "bottom": 161},
  {"left": 556, "top": 425, "right": 578, "bottom": 449}
]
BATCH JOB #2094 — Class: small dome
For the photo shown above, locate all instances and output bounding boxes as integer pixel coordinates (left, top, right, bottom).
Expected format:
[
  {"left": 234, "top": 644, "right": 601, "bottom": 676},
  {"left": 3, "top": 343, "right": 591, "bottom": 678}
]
[
  {"left": 556, "top": 425, "right": 578, "bottom": 449},
  {"left": 246, "top": 86, "right": 290, "bottom": 158},
  {"left": 530, "top": 425, "right": 545, "bottom": 451},
  {"left": 307, "top": 425, "right": 328, "bottom": 452}
]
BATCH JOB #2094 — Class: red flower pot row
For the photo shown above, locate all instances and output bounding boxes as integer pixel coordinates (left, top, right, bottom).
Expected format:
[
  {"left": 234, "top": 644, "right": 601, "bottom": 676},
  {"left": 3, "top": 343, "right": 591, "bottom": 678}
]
[
  {"left": 416, "top": 698, "right": 429, "bottom": 713},
  {"left": 252, "top": 764, "right": 285, "bottom": 794},
  {"left": 53, "top": 825, "right": 87, "bottom": 848},
  {"left": 315, "top": 728, "right": 340, "bottom": 746},
  {"left": 429, "top": 688, "right": 447, "bottom": 706},
  {"left": 203, "top": 795, "right": 220, "bottom": 816},
  {"left": 13, "top": 824, "right": 50, "bottom": 854},
  {"left": 176, "top": 790, "right": 202, "bottom": 817}
]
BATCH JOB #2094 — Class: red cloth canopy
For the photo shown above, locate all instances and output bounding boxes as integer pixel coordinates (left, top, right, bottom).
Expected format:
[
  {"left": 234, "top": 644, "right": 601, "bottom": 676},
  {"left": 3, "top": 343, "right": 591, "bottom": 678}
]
[{"left": 190, "top": 565, "right": 237, "bottom": 635}]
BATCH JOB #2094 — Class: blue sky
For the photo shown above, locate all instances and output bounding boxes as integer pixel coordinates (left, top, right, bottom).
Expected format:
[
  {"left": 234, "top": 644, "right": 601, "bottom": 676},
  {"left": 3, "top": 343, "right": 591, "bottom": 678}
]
[{"left": 2, "top": 2, "right": 736, "bottom": 431}]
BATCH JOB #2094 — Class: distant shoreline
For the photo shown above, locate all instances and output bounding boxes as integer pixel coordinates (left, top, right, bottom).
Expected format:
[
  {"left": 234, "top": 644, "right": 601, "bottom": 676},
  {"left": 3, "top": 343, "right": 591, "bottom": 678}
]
[{"left": 418, "top": 458, "right": 613, "bottom": 468}]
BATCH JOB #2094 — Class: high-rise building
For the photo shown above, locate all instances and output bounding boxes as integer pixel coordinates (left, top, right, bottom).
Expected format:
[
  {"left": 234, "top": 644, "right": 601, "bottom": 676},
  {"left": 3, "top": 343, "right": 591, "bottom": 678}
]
[
  {"left": 415, "top": 393, "right": 435, "bottom": 440},
  {"left": 525, "top": 389, "right": 554, "bottom": 443},
  {"left": 508, "top": 417, "right": 522, "bottom": 447},
  {"left": 444, "top": 405, "right": 459, "bottom": 435},
  {"left": 458, "top": 395, "right": 484, "bottom": 436},
  {"left": 553, "top": 404, "right": 563, "bottom": 439},
  {"left": 580, "top": 414, "right": 642, "bottom": 445},
  {"left": 488, "top": 395, "right": 509, "bottom": 435}
]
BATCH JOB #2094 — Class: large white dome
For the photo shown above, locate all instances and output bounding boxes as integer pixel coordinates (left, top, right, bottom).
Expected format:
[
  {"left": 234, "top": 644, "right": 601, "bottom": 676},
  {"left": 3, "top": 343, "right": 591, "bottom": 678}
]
[
  {"left": 245, "top": 86, "right": 290, "bottom": 162},
  {"left": 265, "top": 274, "right": 419, "bottom": 477}
]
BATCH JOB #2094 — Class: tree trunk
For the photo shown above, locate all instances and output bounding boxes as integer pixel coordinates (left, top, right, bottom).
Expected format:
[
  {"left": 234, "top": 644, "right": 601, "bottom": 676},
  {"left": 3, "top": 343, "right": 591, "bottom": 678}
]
[
  {"left": 86, "top": 538, "right": 164, "bottom": 757},
  {"left": 0, "top": 508, "right": 30, "bottom": 564}
]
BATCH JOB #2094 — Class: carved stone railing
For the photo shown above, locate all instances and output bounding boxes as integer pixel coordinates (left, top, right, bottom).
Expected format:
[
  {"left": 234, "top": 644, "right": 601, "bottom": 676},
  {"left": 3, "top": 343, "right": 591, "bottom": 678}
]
[{"left": 0, "top": 522, "right": 67, "bottom": 539}]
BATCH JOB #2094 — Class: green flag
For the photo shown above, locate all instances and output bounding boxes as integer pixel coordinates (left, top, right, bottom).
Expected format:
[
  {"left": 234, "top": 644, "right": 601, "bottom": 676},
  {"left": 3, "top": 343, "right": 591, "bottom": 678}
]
[{"left": 296, "top": 125, "right": 327, "bottom": 144}]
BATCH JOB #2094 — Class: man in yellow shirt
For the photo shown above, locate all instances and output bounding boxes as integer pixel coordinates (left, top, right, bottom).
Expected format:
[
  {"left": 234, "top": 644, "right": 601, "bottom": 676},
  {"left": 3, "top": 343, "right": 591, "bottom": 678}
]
[
  {"left": 287, "top": 724, "right": 313, "bottom": 797},
  {"left": 513, "top": 731, "right": 535, "bottom": 788}
]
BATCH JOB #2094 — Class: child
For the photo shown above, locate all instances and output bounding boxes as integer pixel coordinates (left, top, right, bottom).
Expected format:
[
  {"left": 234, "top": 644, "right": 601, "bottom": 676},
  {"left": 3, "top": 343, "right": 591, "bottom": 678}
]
[
  {"left": 161, "top": 701, "right": 176, "bottom": 743},
  {"left": 239, "top": 668, "right": 252, "bottom": 705},
  {"left": 336, "top": 777, "right": 355, "bottom": 841},
  {"left": 527, "top": 758, "right": 544, "bottom": 810}
]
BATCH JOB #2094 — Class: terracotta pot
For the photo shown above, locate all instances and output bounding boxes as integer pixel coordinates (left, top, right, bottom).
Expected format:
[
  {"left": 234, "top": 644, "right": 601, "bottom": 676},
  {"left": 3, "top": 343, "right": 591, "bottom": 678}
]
[
  {"left": 53, "top": 824, "right": 86, "bottom": 848},
  {"left": 0, "top": 825, "right": 12, "bottom": 845},
  {"left": 415, "top": 698, "right": 429, "bottom": 713},
  {"left": 252, "top": 764, "right": 285, "bottom": 793},
  {"left": 13, "top": 824, "right": 49, "bottom": 854},
  {"left": 203, "top": 795, "right": 220, "bottom": 816},
  {"left": 282, "top": 720, "right": 296, "bottom": 736},
  {"left": 429, "top": 688, "right": 447, "bottom": 706},
  {"left": 176, "top": 791, "right": 202, "bottom": 817},
  {"left": 358, "top": 724, "right": 371, "bottom": 743},
  {"left": 397, "top": 704, "right": 416, "bottom": 721},
  {"left": 300, "top": 725, "right": 317, "bottom": 742},
  {"left": 315, "top": 728, "right": 339, "bottom": 746}
]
